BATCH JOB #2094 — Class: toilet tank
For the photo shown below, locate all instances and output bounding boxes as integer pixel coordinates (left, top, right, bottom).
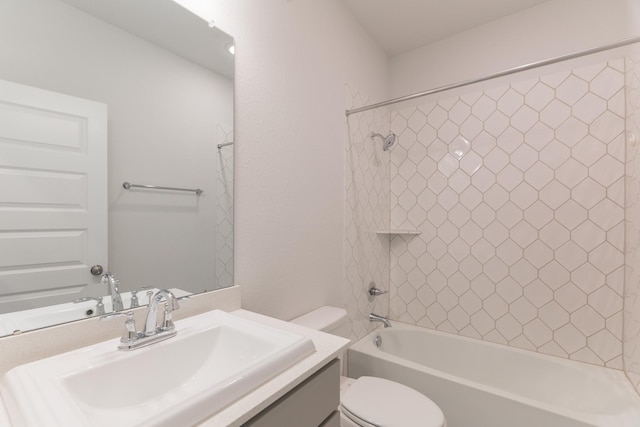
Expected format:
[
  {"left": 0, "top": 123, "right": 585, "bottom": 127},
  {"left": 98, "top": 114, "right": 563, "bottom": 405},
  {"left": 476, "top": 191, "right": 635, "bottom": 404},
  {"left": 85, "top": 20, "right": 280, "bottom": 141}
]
[{"left": 291, "top": 306, "right": 350, "bottom": 340}]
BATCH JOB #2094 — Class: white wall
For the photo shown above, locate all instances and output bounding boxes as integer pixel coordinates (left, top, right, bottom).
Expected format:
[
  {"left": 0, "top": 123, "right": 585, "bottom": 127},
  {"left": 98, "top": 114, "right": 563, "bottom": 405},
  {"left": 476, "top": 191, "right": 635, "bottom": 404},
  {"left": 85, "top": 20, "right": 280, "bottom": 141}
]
[
  {"left": 174, "top": 0, "right": 389, "bottom": 319},
  {"left": 390, "top": 0, "right": 640, "bottom": 98},
  {"left": 0, "top": 0, "right": 233, "bottom": 294}
]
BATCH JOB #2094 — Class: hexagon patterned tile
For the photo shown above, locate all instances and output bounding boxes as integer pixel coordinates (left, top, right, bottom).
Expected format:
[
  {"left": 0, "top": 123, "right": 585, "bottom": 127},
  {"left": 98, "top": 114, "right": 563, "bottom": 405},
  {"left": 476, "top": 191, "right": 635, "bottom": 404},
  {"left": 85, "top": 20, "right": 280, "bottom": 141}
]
[{"left": 387, "top": 58, "right": 626, "bottom": 368}]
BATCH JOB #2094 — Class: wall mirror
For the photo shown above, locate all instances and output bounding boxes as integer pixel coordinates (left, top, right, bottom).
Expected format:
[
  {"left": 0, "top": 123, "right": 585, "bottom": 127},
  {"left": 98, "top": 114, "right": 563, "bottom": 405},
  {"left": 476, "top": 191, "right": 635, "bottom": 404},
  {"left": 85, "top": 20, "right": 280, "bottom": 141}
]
[{"left": 0, "top": 0, "right": 234, "bottom": 337}]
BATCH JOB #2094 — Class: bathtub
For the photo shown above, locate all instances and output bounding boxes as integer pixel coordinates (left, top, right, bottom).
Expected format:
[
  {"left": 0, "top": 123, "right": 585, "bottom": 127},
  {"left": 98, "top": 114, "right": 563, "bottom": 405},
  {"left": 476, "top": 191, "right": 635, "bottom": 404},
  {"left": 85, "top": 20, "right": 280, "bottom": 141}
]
[{"left": 347, "top": 322, "right": 640, "bottom": 427}]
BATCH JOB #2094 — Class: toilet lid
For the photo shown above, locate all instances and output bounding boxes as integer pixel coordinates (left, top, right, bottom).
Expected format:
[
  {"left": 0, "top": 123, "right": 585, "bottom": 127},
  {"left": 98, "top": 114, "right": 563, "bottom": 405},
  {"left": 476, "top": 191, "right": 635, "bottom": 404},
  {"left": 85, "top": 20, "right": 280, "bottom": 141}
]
[{"left": 341, "top": 376, "right": 445, "bottom": 427}]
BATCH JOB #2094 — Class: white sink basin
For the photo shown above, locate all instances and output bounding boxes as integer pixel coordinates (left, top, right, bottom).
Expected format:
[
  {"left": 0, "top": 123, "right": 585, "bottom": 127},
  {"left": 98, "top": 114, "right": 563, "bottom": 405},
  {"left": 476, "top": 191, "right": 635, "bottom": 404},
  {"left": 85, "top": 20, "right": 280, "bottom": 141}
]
[{"left": 1, "top": 310, "right": 315, "bottom": 427}]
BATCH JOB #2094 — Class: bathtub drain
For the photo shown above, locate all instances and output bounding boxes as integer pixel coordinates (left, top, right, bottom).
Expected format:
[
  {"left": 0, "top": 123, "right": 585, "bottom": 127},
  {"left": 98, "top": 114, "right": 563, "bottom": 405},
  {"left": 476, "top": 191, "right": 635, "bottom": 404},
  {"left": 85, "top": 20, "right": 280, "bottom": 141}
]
[{"left": 374, "top": 334, "right": 382, "bottom": 347}]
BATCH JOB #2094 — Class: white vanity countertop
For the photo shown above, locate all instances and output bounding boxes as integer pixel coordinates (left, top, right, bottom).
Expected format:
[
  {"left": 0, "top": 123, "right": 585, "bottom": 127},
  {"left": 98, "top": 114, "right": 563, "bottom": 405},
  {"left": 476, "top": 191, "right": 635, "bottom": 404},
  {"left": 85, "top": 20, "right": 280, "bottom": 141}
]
[
  {"left": 0, "top": 304, "right": 349, "bottom": 427},
  {"left": 197, "top": 309, "right": 350, "bottom": 427}
]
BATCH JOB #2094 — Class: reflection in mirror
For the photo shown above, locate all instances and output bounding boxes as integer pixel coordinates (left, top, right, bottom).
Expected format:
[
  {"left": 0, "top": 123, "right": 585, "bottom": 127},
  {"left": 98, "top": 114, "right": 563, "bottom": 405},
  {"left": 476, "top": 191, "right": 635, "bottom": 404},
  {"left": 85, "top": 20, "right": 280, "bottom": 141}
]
[{"left": 0, "top": 0, "right": 234, "bottom": 337}]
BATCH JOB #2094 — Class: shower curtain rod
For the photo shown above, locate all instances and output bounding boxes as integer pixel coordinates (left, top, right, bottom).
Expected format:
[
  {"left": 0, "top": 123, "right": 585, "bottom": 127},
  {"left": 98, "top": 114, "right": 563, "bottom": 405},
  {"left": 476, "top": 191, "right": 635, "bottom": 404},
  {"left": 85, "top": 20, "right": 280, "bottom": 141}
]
[{"left": 345, "top": 36, "right": 640, "bottom": 117}]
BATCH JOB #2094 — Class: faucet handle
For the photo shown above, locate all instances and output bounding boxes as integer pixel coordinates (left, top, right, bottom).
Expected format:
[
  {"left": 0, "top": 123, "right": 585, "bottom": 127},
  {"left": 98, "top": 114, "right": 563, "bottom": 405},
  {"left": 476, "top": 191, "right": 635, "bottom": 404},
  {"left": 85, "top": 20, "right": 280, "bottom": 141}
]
[
  {"left": 130, "top": 286, "right": 153, "bottom": 308},
  {"left": 368, "top": 282, "right": 389, "bottom": 301},
  {"left": 130, "top": 290, "right": 139, "bottom": 309},
  {"left": 161, "top": 306, "right": 175, "bottom": 331},
  {"left": 160, "top": 295, "right": 189, "bottom": 331},
  {"left": 101, "top": 311, "right": 138, "bottom": 343},
  {"left": 168, "top": 294, "right": 180, "bottom": 311},
  {"left": 95, "top": 296, "right": 105, "bottom": 315}
]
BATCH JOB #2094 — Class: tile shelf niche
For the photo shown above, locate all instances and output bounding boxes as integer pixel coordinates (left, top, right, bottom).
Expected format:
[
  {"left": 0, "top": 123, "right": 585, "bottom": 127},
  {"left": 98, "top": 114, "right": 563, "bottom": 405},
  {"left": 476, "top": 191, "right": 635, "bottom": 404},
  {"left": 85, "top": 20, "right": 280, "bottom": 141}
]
[{"left": 376, "top": 230, "right": 422, "bottom": 235}]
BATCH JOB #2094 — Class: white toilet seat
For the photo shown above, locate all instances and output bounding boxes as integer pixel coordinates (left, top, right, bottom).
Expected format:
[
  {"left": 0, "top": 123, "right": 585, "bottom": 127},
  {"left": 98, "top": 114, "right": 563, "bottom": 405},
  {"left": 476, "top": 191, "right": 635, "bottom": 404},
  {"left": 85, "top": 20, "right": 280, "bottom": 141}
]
[
  {"left": 340, "top": 376, "right": 445, "bottom": 427},
  {"left": 341, "top": 405, "right": 379, "bottom": 427}
]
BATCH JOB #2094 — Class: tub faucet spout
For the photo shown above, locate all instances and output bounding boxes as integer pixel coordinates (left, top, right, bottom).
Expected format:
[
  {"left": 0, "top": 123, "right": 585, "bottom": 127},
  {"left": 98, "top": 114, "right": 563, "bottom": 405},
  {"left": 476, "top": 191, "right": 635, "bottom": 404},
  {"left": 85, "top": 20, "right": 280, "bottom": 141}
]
[{"left": 369, "top": 312, "right": 392, "bottom": 328}]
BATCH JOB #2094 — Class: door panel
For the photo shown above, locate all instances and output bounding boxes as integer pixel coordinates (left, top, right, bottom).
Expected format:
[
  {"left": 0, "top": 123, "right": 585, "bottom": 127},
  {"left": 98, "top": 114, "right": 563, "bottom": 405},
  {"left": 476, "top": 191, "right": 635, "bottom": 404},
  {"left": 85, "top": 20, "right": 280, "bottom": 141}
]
[{"left": 0, "top": 79, "right": 107, "bottom": 313}]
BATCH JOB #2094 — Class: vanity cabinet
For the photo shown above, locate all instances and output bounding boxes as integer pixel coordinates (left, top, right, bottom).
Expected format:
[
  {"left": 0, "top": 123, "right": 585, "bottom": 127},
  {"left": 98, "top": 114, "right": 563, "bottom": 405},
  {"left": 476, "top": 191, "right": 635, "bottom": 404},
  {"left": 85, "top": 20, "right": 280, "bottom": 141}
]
[{"left": 243, "top": 359, "right": 340, "bottom": 427}]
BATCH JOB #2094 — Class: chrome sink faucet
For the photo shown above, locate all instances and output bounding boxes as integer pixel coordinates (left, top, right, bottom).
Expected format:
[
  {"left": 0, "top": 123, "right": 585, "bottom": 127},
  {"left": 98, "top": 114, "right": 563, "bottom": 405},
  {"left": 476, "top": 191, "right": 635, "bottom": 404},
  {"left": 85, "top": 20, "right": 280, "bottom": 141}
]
[
  {"left": 101, "top": 272, "right": 124, "bottom": 312},
  {"left": 369, "top": 312, "right": 392, "bottom": 328},
  {"left": 101, "top": 289, "right": 182, "bottom": 351},
  {"left": 145, "top": 289, "right": 180, "bottom": 336}
]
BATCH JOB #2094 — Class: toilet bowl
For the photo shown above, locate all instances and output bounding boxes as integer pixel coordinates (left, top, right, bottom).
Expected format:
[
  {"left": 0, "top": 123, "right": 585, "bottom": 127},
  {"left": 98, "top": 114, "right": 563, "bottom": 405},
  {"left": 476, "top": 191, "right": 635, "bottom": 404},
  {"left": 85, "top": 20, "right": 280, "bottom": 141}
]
[{"left": 291, "top": 306, "right": 446, "bottom": 427}]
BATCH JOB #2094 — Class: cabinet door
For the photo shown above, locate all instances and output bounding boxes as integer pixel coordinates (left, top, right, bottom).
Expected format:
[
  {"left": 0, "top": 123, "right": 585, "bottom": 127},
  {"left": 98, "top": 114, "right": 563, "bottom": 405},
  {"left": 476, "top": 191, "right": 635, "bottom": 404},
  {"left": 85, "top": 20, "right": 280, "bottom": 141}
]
[
  {"left": 319, "top": 411, "right": 340, "bottom": 427},
  {"left": 244, "top": 359, "right": 340, "bottom": 427}
]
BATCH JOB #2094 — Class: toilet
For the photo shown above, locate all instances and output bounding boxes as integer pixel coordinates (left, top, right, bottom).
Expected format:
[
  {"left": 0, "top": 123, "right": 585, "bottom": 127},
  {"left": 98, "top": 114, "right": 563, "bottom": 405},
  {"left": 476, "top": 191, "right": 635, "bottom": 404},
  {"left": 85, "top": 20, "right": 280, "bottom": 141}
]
[{"left": 291, "top": 306, "right": 446, "bottom": 427}]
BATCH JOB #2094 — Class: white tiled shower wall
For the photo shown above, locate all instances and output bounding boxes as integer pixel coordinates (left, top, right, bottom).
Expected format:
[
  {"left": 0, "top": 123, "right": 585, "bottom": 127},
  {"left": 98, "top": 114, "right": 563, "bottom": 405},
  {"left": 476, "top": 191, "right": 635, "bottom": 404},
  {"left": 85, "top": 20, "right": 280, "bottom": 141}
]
[
  {"left": 388, "top": 58, "right": 626, "bottom": 368},
  {"left": 625, "top": 54, "right": 640, "bottom": 392},
  {"left": 344, "top": 84, "right": 390, "bottom": 342}
]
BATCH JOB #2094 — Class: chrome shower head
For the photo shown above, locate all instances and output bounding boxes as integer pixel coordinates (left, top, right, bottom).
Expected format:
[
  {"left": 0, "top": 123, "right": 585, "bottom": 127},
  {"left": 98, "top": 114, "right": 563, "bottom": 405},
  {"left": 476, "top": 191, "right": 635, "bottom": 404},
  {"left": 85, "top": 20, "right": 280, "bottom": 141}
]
[{"left": 371, "top": 132, "right": 397, "bottom": 151}]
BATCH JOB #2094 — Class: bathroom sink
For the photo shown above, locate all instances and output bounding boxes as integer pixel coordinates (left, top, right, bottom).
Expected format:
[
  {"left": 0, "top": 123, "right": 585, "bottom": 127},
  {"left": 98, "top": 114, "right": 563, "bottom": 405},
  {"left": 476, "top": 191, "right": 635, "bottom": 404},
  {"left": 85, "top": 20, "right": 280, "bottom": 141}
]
[{"left": 0, "top": 310, "right": 316, "bottom": 427}]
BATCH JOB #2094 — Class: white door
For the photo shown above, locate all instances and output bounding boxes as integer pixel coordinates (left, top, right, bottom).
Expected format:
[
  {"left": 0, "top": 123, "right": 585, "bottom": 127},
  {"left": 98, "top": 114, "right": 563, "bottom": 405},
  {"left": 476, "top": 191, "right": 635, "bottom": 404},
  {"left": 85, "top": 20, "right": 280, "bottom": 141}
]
[{"left": 0, "top": 79, "right": 107, "bottom": 313}]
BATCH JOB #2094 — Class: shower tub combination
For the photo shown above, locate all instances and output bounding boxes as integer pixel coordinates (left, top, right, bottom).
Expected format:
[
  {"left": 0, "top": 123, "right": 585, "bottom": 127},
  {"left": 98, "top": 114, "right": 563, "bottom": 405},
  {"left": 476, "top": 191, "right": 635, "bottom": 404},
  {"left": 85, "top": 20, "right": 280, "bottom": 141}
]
[{"left": 347, "top": 322, "right": 640, "bottom": 427}]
